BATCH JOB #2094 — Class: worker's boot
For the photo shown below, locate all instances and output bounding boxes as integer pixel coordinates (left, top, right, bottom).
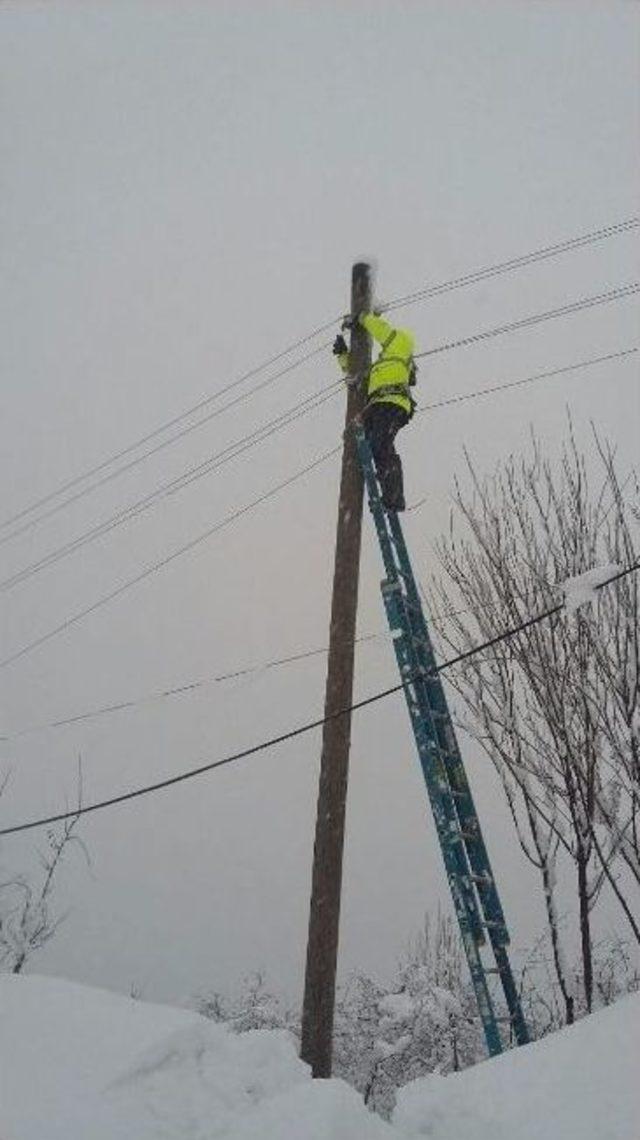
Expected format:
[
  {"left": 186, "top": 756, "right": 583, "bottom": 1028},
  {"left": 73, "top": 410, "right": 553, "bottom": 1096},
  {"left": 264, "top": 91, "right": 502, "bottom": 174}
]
[{"left": 381, "top": 458, "right": 405, "bottom": 511}]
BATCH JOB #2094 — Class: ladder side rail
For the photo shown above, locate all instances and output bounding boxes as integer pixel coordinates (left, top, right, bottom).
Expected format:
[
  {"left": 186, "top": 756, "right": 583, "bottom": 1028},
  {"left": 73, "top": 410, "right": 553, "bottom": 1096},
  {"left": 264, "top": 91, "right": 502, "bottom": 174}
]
[
  {"left": 400, "top": 599, "right": 529, "bottom": 1042},
  {"left": 356, "top": 428, "right": 402, "bottom": 583},
  {"left": 388, "top": 593, "right": 520, "bottom": 1050},
  {"left": 399, "top": 682, "right": 503, "bottom": 1055},
  {"left": 381, "top": 589, "right": 503, "bottom": 1055},
  {"left": 492, "top": 945, "right": 531, "bottom": 1046},
  {"left": 418, "top": 695, "right": 510, "bottom": 939},
  {"left": 388, "top": 519, "right": 529, "bottom": 1037},
  {"left": 382, "top": 586, "right": 488, "bottom": 947},
  {"left": 363, "top": 461, "right": 508, "bottom": 947},
  {"left": 393, "top": 623, "right": 511, "bottom": 939},
  {"left": 420, "top": 680, "right": 511, "bottom": 938},
  {"left": 387, "top": 510, "right": 430, "bottom": 625},
  {"left": 386, "top": 512, "right": 511, "bottom": 936}
]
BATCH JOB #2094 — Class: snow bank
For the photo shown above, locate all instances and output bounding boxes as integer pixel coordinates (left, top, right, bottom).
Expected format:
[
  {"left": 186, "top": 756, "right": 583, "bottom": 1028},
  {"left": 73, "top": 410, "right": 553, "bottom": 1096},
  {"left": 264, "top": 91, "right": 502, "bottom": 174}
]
[
  {"left": 0, "top": 974, "right": 393, "bottom": 1140},
  {"left": 393, "top": 990, "right": 640, "bottom": 1140},
  {"left": 0, "top": 974, "right": 637, "bottom": 1139}
]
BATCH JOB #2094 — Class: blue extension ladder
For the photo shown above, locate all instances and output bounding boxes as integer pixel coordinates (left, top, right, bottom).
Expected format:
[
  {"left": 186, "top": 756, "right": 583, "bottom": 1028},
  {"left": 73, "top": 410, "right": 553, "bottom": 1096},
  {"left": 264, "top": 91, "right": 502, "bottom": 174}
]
[{"left": 354, "top": 424, "right": 529, "bottom": 1056}]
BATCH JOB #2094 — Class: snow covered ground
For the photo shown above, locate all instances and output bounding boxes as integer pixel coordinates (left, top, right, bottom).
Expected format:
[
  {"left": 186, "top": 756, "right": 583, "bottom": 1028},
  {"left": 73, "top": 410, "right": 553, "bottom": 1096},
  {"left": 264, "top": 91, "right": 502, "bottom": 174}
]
[{"left": 0, "top": 974, "right": 637, "bottom": 1139}]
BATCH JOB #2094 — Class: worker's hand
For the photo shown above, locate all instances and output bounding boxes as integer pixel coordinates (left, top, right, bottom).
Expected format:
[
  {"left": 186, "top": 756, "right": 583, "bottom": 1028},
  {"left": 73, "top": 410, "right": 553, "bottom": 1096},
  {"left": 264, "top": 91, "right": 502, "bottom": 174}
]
[
  {"left": 332, "top": 334, "right": 348, "bottom": 356},
  {"left": 340, "top": 314, "right": 356, "bottom": 331}
]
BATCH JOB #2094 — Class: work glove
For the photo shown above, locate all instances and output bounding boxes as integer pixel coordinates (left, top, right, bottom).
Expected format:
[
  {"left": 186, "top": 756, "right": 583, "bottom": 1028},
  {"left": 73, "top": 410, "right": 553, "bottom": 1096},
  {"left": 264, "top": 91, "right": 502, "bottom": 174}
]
[
  {"left": 340, "top": 314, "right": 357, "bottom": 331},
  {"left": 332, "top": 334, "right": 348, "bottom": 356}
]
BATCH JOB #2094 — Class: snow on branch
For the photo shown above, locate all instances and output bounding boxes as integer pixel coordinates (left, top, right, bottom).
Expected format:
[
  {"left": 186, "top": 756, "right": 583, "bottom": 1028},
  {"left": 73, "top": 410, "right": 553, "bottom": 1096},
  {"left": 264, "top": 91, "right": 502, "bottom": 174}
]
[{"left": 558, "top": 564, "right": 622, "bottom": 615}]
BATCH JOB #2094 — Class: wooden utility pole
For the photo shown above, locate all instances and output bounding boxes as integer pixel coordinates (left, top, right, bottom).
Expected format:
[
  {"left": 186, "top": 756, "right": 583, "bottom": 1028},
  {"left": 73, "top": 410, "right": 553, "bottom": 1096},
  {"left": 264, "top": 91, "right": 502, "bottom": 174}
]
[{"left": 300, "top": 262, "right": 372, "bottom": 1077}]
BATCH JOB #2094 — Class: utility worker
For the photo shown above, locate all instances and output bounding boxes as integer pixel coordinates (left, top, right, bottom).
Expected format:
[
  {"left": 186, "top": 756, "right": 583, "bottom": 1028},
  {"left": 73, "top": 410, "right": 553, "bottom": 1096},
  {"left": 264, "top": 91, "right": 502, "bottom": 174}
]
[{"left": 333, "top": 311, "right": 416, "bottom": 512}]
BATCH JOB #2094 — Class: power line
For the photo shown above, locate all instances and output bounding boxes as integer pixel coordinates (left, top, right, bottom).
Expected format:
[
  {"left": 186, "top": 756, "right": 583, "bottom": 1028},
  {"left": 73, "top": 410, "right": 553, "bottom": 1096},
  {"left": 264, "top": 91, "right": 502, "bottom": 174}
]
[
  {"left": 2, "top": 337, "right": 635, "bottom": 668},
  {"left": 1, "top": 560, "right": 636, "bottom": 838},
  {"left": 0, "top": 444, "right": 341, "bottom": 673},
  {"left": 0, "top": 341, "right": 333, "bottom": 549},
  {"left": 0, "top": 593, "right": 540, "bottom": 741},
  {"left": 0, "top": 321, "right": 339, "bottom": 534},
  {"left": 417, "top": 347, "right": 638, "bottom": 414},
  {"left": 0, "top": 636, "right": 380, "bottom": 741},
  {"left": 2, "top": 599, "right": 516, "bottom": 741},
  {"left": 384, "top": 217, "right": 640, "bottom": 314},
  {"left": 8, "top": 341, "right": 634, "bottom": 598},
  {"left": 0, "top": 382, "right": 342, "bottom": 594},
  {"left": 415, "top": 284, "right": 639, "bottom": 360},
  {"left": 4, "top": 283, "right": 633, "bottom": 565},
  {"left": 4, "top": 215, "right": 637, "bottom": 541}
]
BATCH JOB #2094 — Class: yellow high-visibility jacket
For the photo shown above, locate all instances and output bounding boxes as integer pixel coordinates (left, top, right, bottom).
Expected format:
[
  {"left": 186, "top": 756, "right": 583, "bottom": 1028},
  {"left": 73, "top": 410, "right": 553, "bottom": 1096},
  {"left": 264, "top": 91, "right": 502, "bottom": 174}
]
[{"left": 336, "top": 313, "right": 416, "bottom": 415}]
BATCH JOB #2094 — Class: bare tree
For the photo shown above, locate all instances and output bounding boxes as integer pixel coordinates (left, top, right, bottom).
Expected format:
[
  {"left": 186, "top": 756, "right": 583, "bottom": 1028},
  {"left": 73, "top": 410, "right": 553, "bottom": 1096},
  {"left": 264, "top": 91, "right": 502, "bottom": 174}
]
[
  {"left": 586, "top": 443, "right": 640, "bottom": 901},
  {"left": 429, "top": 425, "right": 639, "bottom": 1021},
  {"left": 0, "top": 765, "right": 88, "bottom": 974}
]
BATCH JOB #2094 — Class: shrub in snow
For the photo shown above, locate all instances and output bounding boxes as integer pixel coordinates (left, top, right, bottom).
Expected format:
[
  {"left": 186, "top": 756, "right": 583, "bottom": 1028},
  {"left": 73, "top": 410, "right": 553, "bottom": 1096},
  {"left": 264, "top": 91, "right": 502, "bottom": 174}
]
[
  {"left": 198, "top": 911, "right": 487, "bottom": 1120},
  {"left": 196, "top": 907, "right": 639, "bottom": 1122},
  {"left": 196, "top": 972, "right": 296, "bottom": 1036},
  {"left": 353, "top": 912, "right": 485, "bottom": 1117}
]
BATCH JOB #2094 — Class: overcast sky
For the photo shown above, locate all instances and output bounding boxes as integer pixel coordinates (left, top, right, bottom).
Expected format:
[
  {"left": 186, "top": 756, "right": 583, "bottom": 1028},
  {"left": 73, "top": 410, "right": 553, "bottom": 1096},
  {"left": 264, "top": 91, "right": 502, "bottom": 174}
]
[{"left": 1, "top": 1, "right": 638, "bottom": 1007}]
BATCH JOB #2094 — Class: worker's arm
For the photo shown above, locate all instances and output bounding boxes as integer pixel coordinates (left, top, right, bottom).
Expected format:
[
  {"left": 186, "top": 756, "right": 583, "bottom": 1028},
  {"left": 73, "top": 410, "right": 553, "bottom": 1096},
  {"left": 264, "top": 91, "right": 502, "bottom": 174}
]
[
  {"left": 359, "top": 312, "right": 396, "bottom": 347},
  {"left": 359, "top": 312, "right": 415, "bottom": 358},
  {"left": 360, "top": 314, "right": 415, "bottom": 362},
  {"left": 333, "top": 334, "right": 351, "bottom": 376}
]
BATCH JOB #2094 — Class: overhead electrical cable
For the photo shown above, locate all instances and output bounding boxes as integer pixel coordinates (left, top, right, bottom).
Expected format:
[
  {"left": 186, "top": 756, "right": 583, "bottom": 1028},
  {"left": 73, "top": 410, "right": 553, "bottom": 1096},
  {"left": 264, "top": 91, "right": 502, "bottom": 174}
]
[
  {"left": 3, "top": 345, "right": 636, "bottom": 597},
  {"left": 0, "top": 634, "right": 383, "bottom": 741},
  {"left": 5, "top": 282, "right": 633, "bottom": 552},
  {"left": 1, "top": 561, "right": 636, "bottom": 838},
  {"left": 414, "top": 284, "right": 639, "bottom": 360},
  {"left": 0, "top": 341, "right": 333, "bottom": 549},
  {"left": 0, "top": 321, "right": 339, "bottom": 534},
  {"left": 2, "top": 329, "right": 636, "bottom": 667},
  {"left": 384, "top": 216, "right": 640, "bottom": 314},
  {"left": 417, "top": 347, "right": 638, "bottom": 414},
  {"left": 0, "top": 603, "right": 519, "bottom": 741},
  {"left": 3, "top": 215, "right": 636, "bottom": 540},
  {"left": 0, "top": 382, "right": 342, "bottom": 594},
  {"left": 0, "top": 591, "right": 555, "bottom": 741},
  {"left": 0, "top": 444, "right": 341, "bottom": 672}
]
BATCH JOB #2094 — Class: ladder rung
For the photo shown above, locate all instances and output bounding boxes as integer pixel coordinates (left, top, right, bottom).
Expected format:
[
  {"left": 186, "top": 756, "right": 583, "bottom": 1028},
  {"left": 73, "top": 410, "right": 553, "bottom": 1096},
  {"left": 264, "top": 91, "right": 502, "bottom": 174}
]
[
  {"left": 382, "top": 579, "right": 403, "bottom": 593},
  {"left": 468, "top": 873, "right": 493, "bottom": 885},
  {"left": 483, "top": 967, "right": 506, "bottom": 975}
]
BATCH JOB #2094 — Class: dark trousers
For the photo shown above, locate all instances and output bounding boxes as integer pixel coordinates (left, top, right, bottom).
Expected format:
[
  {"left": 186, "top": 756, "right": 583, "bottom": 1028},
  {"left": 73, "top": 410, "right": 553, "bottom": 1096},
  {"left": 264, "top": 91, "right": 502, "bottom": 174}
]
[{"left": 362, "top": 401, "right": 409, "bottom": 511}]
